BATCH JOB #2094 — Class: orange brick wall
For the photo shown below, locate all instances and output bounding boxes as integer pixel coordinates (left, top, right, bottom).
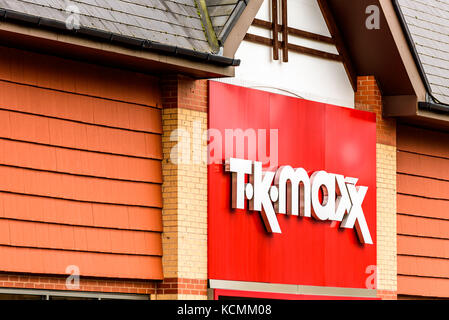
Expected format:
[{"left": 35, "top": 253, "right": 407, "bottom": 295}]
[
  {"left": 155, "top": 278, "right": 208, "bottom": 297},
  {"left": 355, "top": 76, "right": 397, "bottom": 300},
  {"left": 161, "top": 75, "right": 208, "bottom": 113},
  {"left": 355, "top": 76, "right": 397, "bottom": 147},
  {"left": 0, "top": 273, "right": 156, "bottom": 295}
]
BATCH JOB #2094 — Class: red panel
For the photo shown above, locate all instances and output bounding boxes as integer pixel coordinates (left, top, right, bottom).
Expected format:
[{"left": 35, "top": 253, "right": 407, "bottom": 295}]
[{"left": 208, "top": 81, "right": 376, "bottom": 289}]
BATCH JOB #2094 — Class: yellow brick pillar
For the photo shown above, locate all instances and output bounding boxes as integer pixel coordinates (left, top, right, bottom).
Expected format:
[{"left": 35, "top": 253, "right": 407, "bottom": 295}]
[
  {"left": 155, "top": 75, "right": 208, "bottom": 300},
  {"left": 355, "top": 76, "right": 397, "bottom": 300}
]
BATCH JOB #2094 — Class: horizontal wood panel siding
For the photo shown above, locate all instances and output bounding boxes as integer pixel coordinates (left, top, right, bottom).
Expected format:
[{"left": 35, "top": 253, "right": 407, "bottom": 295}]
[
  {"left": 398, "top": 235, "right": 449, "bottom": 259},
  {"left": 397, "top": 151, "right": 449, "bottom": 181},
  {"left": 0, "top": 110, "right": 162, "bottom": 159},
  {"left": 398, "top": 255, "right": 449, "bottom": 279},
  {"left": 397, "top": 124, "right": 449, "bottom": 298},
  {"left": 0, "top": 47, "right": 161, "bottom": 107},
  {"left": 397, "top": 125, "right": 449, "bottom": 159},
  {"left": 0, "top": 245, "right": 162, "bottom": 279},
  {"left": 398, "top": 214, "right": 449, "bottom": 239},
  {"left": 397, "top": 194, "right": 449, "bottom": 219},
  {"left": 0, "top": 139, "right": 162, "bottom": 183},
  {"left": 0, "top": 80, "right": 162, "bottom": 134},
  {"left": 398, "top": 275, "right": 449, "bottom": 298},
  {"left": 0, "top": 46, "right": 163, "bottom": 280},
  {"left": 397, "top": 174, "right": 449, "bottom": 200},
  {"left": 0, "top": 193, "right": 162, "bottom": 232}
]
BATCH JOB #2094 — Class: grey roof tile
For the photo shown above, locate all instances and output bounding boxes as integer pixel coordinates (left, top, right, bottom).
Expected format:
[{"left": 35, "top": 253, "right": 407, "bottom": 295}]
[
  {"left": 206, "top": 0, "right": 240, "bottom": 37},
  {"left": 398, "top": 0, "right": 449, "bottom": 105},
  {"left": 0, "top": 0, "right": 245, "bottom": 54}
]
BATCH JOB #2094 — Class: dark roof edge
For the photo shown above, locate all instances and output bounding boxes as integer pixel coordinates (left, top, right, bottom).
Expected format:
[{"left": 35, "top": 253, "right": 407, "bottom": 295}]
[
  {"left": 218, "top": 0, "right": 248, "bottom": 45},
  {"left": 0, "top": 8, "right": 240, "bottom": 67},
  {"left": 418, "top": 101, "right": 449, "bottom": 114},
  {"left": 392, "top": 0, "right": 449, "bottom": 113}
]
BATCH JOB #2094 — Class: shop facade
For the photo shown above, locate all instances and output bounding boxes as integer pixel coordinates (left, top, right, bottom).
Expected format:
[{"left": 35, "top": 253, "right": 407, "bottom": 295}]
[{"left": 0, "top": 0, "right": 447, "bottom": 300}]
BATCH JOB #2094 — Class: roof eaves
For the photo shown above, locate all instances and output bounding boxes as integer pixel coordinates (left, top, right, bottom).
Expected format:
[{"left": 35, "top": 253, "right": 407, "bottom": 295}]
[
  {"left": 392, "top": 0, "right": 449, "bottom": 114},
  {"left": 0, "top": 8, "right": 240, "bottom": 67}
]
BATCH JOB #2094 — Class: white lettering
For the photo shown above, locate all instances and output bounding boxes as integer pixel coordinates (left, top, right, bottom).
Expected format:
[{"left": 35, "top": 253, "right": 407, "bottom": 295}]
[{"left": 225, "top": 158, "right": 373, "bottom": 244}]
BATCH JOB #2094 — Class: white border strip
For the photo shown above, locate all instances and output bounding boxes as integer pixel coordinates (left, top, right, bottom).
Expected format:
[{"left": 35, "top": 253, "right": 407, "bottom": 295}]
[{"left": 209, "top": 279, "right": 377, "bottom": 298}]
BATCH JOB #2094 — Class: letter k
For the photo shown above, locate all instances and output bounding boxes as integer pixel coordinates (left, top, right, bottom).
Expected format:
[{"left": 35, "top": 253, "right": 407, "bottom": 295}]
[{"left": 250, "top": 161, "right": 281, "bottom": 233}]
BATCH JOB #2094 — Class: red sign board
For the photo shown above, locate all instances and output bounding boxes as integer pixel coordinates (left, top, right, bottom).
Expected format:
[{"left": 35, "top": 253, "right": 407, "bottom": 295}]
[{"left": 208, "top": 81, "right": 377, "bottom": 289}]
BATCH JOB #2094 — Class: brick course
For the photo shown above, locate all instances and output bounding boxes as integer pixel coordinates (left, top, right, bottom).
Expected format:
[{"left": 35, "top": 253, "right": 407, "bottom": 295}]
[
  {"left": 0, "top": 273, "right": 156, "bottom": 295},
  {"left": 155, "top": 278, "right": 208, "bottom": 297}
]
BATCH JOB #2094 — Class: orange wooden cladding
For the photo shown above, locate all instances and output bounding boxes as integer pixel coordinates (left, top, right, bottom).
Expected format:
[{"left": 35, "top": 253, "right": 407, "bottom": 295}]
[
  {"left": 397, "top": 125, "right": 449, "bottom": 159},
  {"left": 398, "top": 255, "right": 449, "bottom": 279},
  {"left": 0, "top": 110, "right": 162, "bottom": 159},
  {"left": 397, "top": 174, "right": 449, "bottom": 200},
  {"left": 398, "top": 275, "right": 449, "bottom": 298},
  {"left": 0, "top": 81, "right": 162, "bottom": 134},
  {"left": 0, "top": 166, "right": 162, "bottom": 207},
  {"left": 0, "top": 219, "right": 162, "bottom": 256},
  {"left": 0, "top": 193, "right": 162, "bottom": 231},
  {"left": 0, "top": 46, "right": 163, "bottom": 280},
  {"left": 398, "top": 194, "right": 449, "bottom": 219},
  {"left": 398, "top": 235, "right": 449, "bottom": 259},
  {"left": 397, "top": 124, "right": 449, "bottom": 298},
  {"left": 0, "top": 246, "right": 162, "bottom": 279},
  {"left": 0, "top": 139, "right": 162, "bottom": 183},
  {"left": 0, "top": 47, "right": 161, "bottom": 107},
  {"left": 397, "top": 151, "right": 449, "bottom": 181},
  {"left": 398, "top": 214, "right": 449, "bottom": 240}
]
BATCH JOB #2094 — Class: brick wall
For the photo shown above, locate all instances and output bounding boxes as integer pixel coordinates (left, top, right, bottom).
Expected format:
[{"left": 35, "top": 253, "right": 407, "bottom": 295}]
[
  {"left": 0, "top": 273, "right": 156, "bottom": 295},
  {"left": 159, "top": 75, "right": 208, "bottom": 300},
  {"left": 355, "top": 76, "right": 397, "bottom": 300}
]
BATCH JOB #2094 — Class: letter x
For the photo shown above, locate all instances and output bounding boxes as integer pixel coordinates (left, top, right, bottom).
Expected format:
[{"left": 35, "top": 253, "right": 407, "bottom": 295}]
[{"left": 340, "top": 183, "right": 373, "bottom": 244}]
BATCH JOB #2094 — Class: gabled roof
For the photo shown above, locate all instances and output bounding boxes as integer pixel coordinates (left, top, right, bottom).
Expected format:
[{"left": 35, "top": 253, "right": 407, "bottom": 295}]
[
  {"left": 396, "top": 0, "right": 449, "bottom": 106},
  {"left": 326, "top": 0, "right": 449, "bottom": 128},
  {"left": 0, "top": 0, "right": 248, "bottom": 62},
  {"left": 206, "top": 0, "right": 247, "bottom": 44}
]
